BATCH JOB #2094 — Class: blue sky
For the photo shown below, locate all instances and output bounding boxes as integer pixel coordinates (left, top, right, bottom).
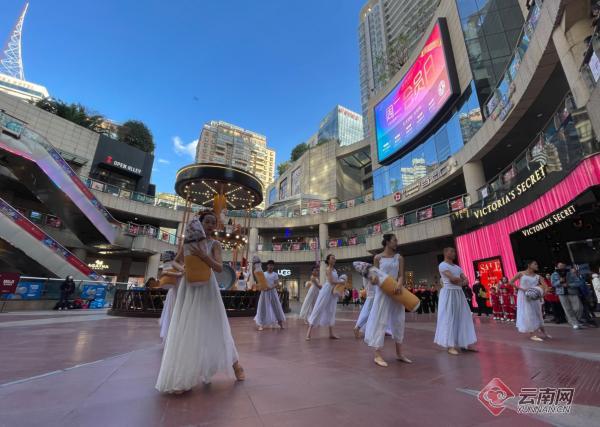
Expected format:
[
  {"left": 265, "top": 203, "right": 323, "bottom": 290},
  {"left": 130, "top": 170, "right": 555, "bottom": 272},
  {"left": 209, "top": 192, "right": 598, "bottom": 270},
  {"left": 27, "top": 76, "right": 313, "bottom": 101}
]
[{"left": 1, "top": 0, "right": 364, "bottom": 193}]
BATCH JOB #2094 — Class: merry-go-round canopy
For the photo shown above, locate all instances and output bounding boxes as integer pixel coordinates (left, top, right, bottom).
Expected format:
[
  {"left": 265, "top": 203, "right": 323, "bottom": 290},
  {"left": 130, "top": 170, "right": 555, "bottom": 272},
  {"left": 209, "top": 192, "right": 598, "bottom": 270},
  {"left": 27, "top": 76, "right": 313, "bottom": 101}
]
[{"left": 175, "top": 163, "right": 263, "bottom": 210}]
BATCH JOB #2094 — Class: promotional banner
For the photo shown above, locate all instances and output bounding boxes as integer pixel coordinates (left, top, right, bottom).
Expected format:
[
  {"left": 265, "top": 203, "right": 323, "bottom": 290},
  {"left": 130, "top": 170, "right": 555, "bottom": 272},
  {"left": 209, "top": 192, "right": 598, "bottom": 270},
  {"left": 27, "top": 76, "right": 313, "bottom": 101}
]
[
  {"left": 273, "top": 244, "right": 282, "bottom": 251},
  {"left": 450, "top": 197, "right": 464, "bottom": 212},
  {"left": 417, "top": 206, "right": 433, "bottom": 221},
  {"left": 473, "top": 257, "right": 504, "bottom": 307},
  {"left": 392, "top": 216, "right": 405, "bottom": 228},
  {"left": 0, "top": 273, "right": 20, "bottom": 296},
  {"left": 6, "top": 281, "right": 44, "bottom": 300},
  {"left": 348, "top": 236, "right": 357, "bottom": 246},
  {"left": 291, "top": 243, "right": 301, "bottom": 251},
  {"left": 375, "top": 20, "right": 457, "bottom": 162},
  {"left": 328, "top": 239, "right": 339, "bottom": 248},
  {"left": 80, "top": 284, "right": 107, "bottom": 308}
]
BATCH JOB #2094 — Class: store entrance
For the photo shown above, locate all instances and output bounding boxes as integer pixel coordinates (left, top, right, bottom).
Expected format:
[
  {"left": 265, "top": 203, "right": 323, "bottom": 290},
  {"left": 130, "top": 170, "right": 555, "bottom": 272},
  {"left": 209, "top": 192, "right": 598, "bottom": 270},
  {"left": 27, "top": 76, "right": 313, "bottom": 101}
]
[
  {"left": 510, "top": 188, "right": 600, "bottom": 274},
  {"left": 284, "top": 280, "right": 299, "bottom": 301}
]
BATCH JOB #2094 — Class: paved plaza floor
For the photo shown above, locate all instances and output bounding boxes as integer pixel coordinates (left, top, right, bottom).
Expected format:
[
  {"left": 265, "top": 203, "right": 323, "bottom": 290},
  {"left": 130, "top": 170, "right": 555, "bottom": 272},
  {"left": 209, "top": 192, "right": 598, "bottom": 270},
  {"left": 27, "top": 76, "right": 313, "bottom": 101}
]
[{"left": 1, "top": 306, "right": 599, "bottom": 427}]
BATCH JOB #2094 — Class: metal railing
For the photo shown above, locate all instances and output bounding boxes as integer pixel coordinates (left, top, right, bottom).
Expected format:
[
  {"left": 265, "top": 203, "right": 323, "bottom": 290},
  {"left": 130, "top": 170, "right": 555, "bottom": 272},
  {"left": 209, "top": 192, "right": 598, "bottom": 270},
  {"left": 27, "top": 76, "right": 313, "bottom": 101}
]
[
  {"left": 473, "top": 94, "right": 598, "bottom": 206},
  {"left": 10, "top": 203, "right": 180, "bottom": 247},
  {"left": 366, "top": 194, "right": 468, "bottom": 235},
  {"left": 1, "top": 277, "right": 129, "bottom": 308}
]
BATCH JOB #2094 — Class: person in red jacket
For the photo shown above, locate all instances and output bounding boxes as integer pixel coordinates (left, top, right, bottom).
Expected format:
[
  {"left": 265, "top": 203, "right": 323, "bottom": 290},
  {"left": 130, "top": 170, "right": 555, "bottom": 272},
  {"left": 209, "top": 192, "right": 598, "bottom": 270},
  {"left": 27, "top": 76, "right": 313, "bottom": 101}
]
[{"left": 490, "top": 286, "right": 502, "bottom": 320}]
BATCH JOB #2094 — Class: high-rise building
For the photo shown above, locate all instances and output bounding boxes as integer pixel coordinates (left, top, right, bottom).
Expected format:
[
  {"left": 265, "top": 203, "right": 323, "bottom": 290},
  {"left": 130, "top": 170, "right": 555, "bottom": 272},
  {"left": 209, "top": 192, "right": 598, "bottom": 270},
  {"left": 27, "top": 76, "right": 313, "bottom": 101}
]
[
  {"left": 0, "top": 3, "right": 49, "bottom": 102},
  {"left": 358, "top": 0, "right": 439, "bottom": 138},
  {"left": 306, "top": 105, "right": 364, "bottom": 148},
  {"left": 196, "top": 121, "right": 275, "bottom": 209}
]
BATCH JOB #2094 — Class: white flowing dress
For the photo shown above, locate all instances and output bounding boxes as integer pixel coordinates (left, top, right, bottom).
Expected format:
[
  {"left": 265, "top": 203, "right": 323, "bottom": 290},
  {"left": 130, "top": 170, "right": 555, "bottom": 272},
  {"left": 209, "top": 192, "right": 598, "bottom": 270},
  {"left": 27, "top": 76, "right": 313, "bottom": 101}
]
[
  {"left": 156, "top": 241, "right": 239, "bottom": 393},
  {"left": 299, "top": 279, "right": 320, "bottom": 321},
  {"left": 254, "top": 271, "right": 286, "bottom": 327},
  {"left": 308, "top": 269, "right": 340, "bottom": 327},
  {"left": 355, "top": 277, "right": 375, "bottom": 330},
  {"left": 516, "top": 274, "right": 544, "bottom": 333},
  {"left": 158, "top": 261, "right": 182, "bottom": 340},
  {"left": 364, "top": 255, "right": 405, "bottom": 348},
  {"left": 434, "top": 261, "right": 477, "bottom": 348}
]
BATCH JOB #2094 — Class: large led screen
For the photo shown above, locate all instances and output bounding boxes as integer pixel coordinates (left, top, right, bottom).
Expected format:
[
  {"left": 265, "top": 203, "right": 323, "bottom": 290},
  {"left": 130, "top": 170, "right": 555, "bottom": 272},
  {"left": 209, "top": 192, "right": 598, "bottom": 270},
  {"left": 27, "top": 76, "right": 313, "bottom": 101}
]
[{"left": 375, "top": 19, "right": 458, "bottom": 163}]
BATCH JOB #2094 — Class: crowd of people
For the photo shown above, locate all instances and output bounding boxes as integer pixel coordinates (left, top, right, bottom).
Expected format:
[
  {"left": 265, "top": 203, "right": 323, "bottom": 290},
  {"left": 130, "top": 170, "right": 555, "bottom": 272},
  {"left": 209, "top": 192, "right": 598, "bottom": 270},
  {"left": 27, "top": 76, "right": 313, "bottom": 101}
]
[{"left": 151, "top": 210, "right": 599, "bottom": 395}]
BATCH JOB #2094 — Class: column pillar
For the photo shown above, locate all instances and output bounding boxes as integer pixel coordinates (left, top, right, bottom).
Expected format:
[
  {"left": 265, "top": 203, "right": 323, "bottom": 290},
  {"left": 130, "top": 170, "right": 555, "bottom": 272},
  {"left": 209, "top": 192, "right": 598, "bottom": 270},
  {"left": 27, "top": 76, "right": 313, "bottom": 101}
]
[
  {"left": 117, "top": 257, "right": 132, "bottom": 284},
  {"left": 463, "top": 161, "right": 486, "bottom": 204},
  {"left": 318, "top": 222, "right": 328, "bottom": 285},
  {"left": 552, "top": 7, "right": 593, "bottom": 108},
  {"left": 145, "top": 253, "right": 161, "bottom": 281},
  {"left": 386, "top": 206, "right": 399, "bottom": 220}
]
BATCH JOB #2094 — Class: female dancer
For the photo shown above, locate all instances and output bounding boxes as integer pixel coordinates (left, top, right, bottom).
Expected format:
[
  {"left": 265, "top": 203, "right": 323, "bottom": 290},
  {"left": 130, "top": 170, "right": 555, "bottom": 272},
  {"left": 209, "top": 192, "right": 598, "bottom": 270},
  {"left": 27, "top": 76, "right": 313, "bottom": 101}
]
[
  {"left": 254, "top": 260, "right": 286, "bottom": 331},
  {"left": 156, "top": 212, "right": 244, "bottom": 394},
  {"left": 510, "top": 260, "right": 551, "bottom": 341},
  {"left": 306, "top": 254, "right": 343, "bottom": 340},
  {"left": 434, "top": 247, "right": 477, "bottom": 355},
  {"left": 353, "top": 276, "right": 374, "bottom": 338},
  {"left": 158, "top": 250, "right": 184, "bottom": 341},
  {"left": 364, "top": 234, "right": 412, "bottom": 367},
  {"left": 299, "top": 265, "right": 321, "bottom": 324}
]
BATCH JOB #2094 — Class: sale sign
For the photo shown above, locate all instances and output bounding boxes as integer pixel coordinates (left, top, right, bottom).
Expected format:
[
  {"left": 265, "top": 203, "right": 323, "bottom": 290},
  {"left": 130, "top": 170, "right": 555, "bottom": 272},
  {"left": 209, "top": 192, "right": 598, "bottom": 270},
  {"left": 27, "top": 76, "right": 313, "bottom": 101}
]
[
  {"left": 473, "top": 257, "right": 504, "bottom": 307},
  {"left": 0, "top": 272, "right": 20, "bottom": 296}
]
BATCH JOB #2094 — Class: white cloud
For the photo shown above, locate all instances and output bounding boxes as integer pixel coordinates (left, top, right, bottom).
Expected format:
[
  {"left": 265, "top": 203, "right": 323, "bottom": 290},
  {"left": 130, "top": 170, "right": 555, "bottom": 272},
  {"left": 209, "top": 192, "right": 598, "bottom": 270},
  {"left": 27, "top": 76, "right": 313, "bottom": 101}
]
[
  {"left": 172, "top": 136, "right": 198, "bottom": 160},
  {"left": 157, "top": 158, "right": 170, "bottom": 165}
]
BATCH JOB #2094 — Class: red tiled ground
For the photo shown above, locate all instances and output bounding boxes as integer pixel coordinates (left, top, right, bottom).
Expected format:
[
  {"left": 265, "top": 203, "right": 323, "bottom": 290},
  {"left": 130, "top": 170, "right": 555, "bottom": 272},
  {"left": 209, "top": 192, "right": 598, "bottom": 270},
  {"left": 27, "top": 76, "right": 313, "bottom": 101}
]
[{"left": 1, "top": 307, "right": 599, "bottom": 427}]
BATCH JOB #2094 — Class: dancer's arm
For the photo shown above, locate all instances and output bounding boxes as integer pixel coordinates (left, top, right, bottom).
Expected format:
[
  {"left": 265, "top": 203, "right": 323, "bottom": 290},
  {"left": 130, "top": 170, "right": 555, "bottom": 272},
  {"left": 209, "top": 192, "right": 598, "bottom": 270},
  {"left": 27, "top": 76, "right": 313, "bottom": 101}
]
[{"left": 509, "top": 271, "right": 523, "bottom": 290}]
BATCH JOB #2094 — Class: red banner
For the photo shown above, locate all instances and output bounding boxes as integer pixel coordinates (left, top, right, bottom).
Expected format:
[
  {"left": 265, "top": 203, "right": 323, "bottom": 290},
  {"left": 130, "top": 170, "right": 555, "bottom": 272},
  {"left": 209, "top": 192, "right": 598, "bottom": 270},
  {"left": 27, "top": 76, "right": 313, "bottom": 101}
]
[
  {"left": 373, "top": 223, "right": 381, "bottom": 233},
  {"left": 450, "top": 197, "right": 464, "bottom": 211},
  {"left": 348, "top": 236, "right": 357, "bottom": 246},
  {"left": 291, "top": 243, "right": 301, "bottom": 251},
  {"left": 273, "top": 244, "right": 282, "bottom": 251},
  {"left": 392, "top": 216, "right": 405, "bottom": 228},
  {"left": 417, "top": 207, "right": 433, "bottom": 221},
  {"left": 0, "top": 272, "right": 20, "bottom": 296},
  {"left": 328, "top": 239, "right": 339, "bottom": 248},
  {"left": 328, "top": 201, "right": 337, "bottom": 212},
  {"left": 393, "top": 191, "right": 402, "bottom": 202}
]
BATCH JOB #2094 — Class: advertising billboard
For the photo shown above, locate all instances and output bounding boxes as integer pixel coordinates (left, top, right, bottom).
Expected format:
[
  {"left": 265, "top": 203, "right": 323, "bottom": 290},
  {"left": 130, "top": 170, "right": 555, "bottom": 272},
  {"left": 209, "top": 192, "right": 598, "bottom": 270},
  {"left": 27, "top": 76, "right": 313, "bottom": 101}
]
[{"left": 375, "top": 19, "right": 458, "bottom": 164}]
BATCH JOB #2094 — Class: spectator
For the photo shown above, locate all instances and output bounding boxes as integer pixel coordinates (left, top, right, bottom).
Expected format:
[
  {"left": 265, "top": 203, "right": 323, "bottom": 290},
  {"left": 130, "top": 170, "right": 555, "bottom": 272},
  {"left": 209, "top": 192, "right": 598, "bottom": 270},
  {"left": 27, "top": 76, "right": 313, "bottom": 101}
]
[
  {"left": 544, "top": 286, "right": 566, "bottom": 323},
  {"left": 462, "top": 283, "right": 473, "bottom": 312},
  {"left": 352, "top": 287, "right": 359, "bottom": 305},
  {"left": 551, "top": 262, "right": 584, "bottom": 329},
  {"left": 472, "top": 279, "right": 489, "bottom": 317},
  {"left": 430, "top": 284, "right": 438, "bottom": 313},
  {"left": 58, "top": 276, "right": 76, "bottom": 310}
]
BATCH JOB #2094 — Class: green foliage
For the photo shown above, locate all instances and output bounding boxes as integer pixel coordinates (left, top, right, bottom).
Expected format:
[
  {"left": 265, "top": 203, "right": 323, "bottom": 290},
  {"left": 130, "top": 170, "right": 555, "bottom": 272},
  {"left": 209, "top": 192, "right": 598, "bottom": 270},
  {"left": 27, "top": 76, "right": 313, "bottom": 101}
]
[
  {"left": 290, "top": 142, "right": 309, "bottom": 162},
  {"left": 277, "top": 161, "right": 290, "bottom": 176},
  {"left": 34, "top": 98, "right": 105, "bottom": 133},
  {"left": 117, "top": 120, "right": 155, "bottom": 153},
  {"left": 375, "top": 33, "right": 410, "bottom": 87}
]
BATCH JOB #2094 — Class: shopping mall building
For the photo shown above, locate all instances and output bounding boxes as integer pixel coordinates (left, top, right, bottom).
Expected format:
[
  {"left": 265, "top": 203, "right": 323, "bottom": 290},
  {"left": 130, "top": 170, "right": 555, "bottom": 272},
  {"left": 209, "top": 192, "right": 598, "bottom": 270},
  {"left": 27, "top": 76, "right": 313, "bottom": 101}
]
[
  {"left": 233, "top": 0, "right": 600, "bottom": 299},
  {"left": 1, "top": 0, "right": 599, "bottom": 305}
]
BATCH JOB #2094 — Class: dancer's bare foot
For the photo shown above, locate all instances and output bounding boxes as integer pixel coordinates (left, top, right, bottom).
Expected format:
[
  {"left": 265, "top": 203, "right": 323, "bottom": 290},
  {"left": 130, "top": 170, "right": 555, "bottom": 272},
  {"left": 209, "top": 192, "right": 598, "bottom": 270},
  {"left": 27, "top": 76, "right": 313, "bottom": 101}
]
[
  {"left": 329, "top": 334, "right": 340, "bottom": 340},
  {"left": 374, "top": 356, "right": 388, "bottom": 367},
  {"left": 257, "top": 326, "right": 264, "bottom": 331},
  {"left": 353, "top": 328, "right": 361, "bottom": 339},
  {"left": 447, "top": 347, "right": 459, "bottom": 355},
  {"left": 171, "top": 389, "right": 191, "bottom": 395},
  {"left": 396, "top": 354, "right": 412, "bottom": 364},
  {"left": 530, "top": 336, "right": 544, "bottom": 342},
  {"left": 461, "top": 346, "right": 478, "bottom": 352},
  {"left": 278, "top": 321, "right": 285, "bottom": 329},
  {"left": 233, "top": 362, "right": 245, "bottom": 381}
]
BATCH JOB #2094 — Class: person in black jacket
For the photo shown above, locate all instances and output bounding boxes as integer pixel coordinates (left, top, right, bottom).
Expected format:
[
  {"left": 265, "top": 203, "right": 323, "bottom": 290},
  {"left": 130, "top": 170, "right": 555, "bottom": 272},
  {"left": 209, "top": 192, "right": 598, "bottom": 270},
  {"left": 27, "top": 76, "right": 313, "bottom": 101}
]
[
  {"left": 462, "top": 283, "right": 473, "bottom": 312},
  {"left": 58, "top": 276, "right": 75, "bottom": 310},
  {"left": 472, "top": 280, "right": 489, "bottom": 317}
]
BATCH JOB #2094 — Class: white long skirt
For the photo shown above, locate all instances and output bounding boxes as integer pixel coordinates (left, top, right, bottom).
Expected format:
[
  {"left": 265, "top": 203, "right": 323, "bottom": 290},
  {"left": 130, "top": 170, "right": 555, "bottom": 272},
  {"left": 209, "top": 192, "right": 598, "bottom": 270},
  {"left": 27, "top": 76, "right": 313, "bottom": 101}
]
[
  {"left": 355, "top": 296, "right": 374, "bottom": 330},
  {"left": 364, "top": 287, "right": 405, "bottom": 349},
  {"left": 434, "top": 286, "right": 477, "bottom": 348},
  {"left": 158, "top": 287, "right": 177, "bottom": 340},
  {"left": 299, "top": 285, "right": 320, "bottom": 320},
  {"left": 516, "top": 290, "right": 544, "bottom": 333},
  {"left": 308, "top": 283, "right": 338, "bottom": 327},
  {"left": 155, "top": 275, "right": 239, "bottom": 393},
  {"left": 254, "top": 288, "right": 286, "bottom": 326}
]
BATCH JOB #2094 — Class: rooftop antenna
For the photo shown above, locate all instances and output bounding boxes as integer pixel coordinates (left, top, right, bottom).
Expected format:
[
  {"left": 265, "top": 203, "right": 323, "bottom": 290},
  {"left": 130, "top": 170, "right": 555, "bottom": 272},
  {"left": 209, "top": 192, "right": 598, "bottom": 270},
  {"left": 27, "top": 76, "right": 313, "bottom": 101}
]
[{"left": 0, "top": 2, "right": 29, "bottom": 80}]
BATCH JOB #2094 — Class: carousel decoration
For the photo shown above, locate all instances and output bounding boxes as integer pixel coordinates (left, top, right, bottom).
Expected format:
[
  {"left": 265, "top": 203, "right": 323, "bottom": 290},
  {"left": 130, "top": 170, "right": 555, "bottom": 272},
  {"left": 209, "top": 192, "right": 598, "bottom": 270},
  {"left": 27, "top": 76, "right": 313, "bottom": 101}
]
[{"left": 174, "top": 163, "right": 263, "bottom": 266}]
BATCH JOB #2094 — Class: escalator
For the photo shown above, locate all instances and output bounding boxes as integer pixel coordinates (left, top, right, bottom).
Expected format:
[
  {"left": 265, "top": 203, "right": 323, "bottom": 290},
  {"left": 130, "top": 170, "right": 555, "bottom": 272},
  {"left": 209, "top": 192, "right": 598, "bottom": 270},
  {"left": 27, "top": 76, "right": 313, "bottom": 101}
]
[
  {"left": 0, "top": 110, "right": 118, "bottom": 245},
  {"left": 0, "top": 196, "right": 102, "bottom": 280}
]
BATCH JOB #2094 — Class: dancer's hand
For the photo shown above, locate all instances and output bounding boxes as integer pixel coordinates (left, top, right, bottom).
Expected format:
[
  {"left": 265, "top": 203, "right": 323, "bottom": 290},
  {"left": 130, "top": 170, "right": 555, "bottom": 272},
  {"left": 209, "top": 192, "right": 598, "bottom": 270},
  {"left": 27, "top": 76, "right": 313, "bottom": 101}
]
[
  {"left": 191, "top": 243, "right": 208, "bottom": 261},
  {"left": 394, "top": 284, "right": 403, "bottom": 294}
]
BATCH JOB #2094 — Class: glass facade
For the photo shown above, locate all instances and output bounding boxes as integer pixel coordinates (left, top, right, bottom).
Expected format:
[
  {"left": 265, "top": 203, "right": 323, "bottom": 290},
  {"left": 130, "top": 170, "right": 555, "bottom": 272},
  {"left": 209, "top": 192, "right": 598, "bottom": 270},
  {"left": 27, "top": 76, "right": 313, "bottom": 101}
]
[
  {"left": 456, "top": 0, "right": 525, "bottom": 107},
  {"left": 317, "top": 105, "right": 364, "bottom": 147},
  {"left": 373, "top": 81, "right": 482, "bottom": 199}
]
